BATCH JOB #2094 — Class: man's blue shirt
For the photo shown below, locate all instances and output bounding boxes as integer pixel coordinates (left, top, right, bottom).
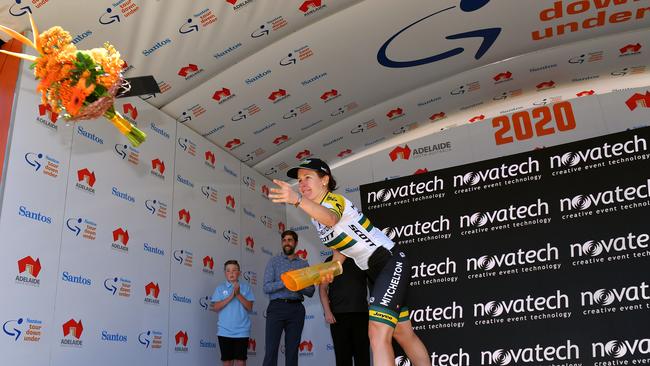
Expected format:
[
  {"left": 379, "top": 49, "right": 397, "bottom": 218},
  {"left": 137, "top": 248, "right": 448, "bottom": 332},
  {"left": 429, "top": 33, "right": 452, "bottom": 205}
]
[{"left": 263, "top": 254, "right": 315, "bottom": 300}]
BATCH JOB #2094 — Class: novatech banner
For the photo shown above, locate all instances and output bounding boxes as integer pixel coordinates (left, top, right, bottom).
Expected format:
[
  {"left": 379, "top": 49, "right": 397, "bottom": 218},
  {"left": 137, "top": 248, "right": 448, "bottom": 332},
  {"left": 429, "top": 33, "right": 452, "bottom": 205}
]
[{"left": 362, "top": 127, "right": 650, "bottom": 366}]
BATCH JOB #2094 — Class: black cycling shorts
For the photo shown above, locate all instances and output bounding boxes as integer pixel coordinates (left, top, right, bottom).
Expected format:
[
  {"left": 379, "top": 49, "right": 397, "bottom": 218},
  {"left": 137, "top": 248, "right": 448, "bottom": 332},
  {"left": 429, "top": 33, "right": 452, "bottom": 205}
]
[{"left": 366, "top": 247, "right": 410, "bottom": 328}]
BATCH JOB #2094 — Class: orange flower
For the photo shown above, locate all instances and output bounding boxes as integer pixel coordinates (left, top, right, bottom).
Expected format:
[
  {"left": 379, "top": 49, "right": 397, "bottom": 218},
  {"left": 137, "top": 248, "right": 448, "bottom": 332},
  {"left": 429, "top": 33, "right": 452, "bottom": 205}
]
[
  {"left": 76, "top": 78, "right": 95, "bottom": 96},
  {"left": 59, "top": 82, "right": 86, "bottom": 116}
]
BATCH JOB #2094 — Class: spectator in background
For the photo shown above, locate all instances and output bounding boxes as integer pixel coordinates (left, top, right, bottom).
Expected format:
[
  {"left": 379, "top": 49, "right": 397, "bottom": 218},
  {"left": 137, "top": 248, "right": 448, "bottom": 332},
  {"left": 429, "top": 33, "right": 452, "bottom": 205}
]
[
  {"left": 262, "top": 230, "right": 315, "bottom": 366},
  {"left": 320, "top": 254, "right": 370, "bottom": 366},
  {"left": 212, "top": 260, "right": 255, "bottom": 366}
]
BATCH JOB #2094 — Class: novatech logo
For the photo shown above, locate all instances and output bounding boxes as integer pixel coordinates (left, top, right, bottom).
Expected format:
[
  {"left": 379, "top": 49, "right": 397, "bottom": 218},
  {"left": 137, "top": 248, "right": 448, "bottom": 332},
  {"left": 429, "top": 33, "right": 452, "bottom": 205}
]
[
  {"left": 581, "top": 281, "right": 649, "bottom": 307},
  {"left": 410, "top": 258, "right": 458, "bottom": 286},
  {"left": 138, "top": 330, "right": 163, "bottom": 349},
  {"left": 409, "top": 301, "right": 464, "bottom": 330},
  {"left": 473, "top": 290, "right": 570, "bottom": 320},
  {"left": 570, "top": 232, "right": 649, "bottom": 260},
  {"left": 459, "top": 199, "right": 550, "bottom": 231},
  {"left": 62, "top": 271, "right": 92, "bottom": 286},
  {"left": 559, "top": 178, "right": 650, "bottom": 213},
  {"left": 550, "top": 135, "right": 647, "bottom": 170},
  {"left": 592, "top": 338, "right": 650, "bottom": 360},
  {"left": 430, "top": 349, "right": 470, "bottom": 366},
  {"left": 466, "top": 243, "right": 560, "bottom": 277},
  {"left": 480, "top": 340, "right": 579, "bottom": 365},
  {"left": 453, "top": 157, "right": 540, "bottom": 188},
  {"left": 381, "top": 216, "right": 451, "bottom": 244},
  {"left": 24, "top": 152, "right": 60, "bottom": 177},
  {"left": 367, "top": 177, "right": 444, "bottom": 207}
]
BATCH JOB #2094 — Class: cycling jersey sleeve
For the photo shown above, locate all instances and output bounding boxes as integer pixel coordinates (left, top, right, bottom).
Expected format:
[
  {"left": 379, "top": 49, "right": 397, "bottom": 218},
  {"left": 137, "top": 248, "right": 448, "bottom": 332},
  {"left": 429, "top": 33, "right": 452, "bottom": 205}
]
[{"left": 321, "top": 192, "right": 345, "bottom": 219}]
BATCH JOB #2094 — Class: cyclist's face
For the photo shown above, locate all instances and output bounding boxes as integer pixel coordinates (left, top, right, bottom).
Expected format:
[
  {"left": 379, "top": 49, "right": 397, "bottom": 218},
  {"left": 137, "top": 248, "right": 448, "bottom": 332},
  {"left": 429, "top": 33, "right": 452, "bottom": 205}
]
[{"left": 297, "top": 169, "right": 328, "bottom": 201}]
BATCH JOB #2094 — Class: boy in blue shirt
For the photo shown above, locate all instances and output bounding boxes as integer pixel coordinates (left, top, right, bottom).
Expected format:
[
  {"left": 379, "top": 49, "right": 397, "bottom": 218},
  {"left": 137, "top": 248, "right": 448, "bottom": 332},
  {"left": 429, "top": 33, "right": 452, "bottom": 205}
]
[{"left": 212, "top": 260, "right": 255, "bottom": 366}]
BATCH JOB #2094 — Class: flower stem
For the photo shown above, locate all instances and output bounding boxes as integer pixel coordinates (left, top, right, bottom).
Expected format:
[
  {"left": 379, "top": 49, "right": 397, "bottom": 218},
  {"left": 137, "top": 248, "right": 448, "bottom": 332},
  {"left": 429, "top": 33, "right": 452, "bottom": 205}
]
[{"left": 104, "top": 107, "right": 146, "bottom": 147}]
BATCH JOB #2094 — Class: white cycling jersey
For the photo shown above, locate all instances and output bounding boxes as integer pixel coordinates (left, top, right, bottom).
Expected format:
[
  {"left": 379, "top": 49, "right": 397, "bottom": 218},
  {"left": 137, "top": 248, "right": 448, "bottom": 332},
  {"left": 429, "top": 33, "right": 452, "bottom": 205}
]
[{"left": 311, "top": 192, "right": 394, "bottom": 270}]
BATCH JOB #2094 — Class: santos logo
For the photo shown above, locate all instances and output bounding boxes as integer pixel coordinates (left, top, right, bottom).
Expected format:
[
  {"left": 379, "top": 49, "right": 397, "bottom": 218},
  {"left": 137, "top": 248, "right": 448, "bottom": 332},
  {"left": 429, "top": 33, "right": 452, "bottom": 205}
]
[
  {"left": 550, "top": 135, "right": 647, "bottom": 169},
  {"left": 474, "top": 290, "right": 569, "bottom": 318},
  {"left": 580, "top": 281, "right": 649, "bottom": 307},
  {"left": 454, "top": 157, "right": 540, "bottom": 187},
  {"left": 460, "top": 199, "right": 549, "bottom": 228},
  {"left": 592, "top": 338, "right": 650, "bottom": 359},
  {"left": 480, "top": 340, "right": 580, "bottom": 365},
  {"left": 559, "top": 178, "right": 650, "bottom": 212},
  {"left": 570, "top": 232, "right": 649, "bottom": 258},
  {"left": 368, "top": 177, "right": 444, "bottom": 203},
  {"left": 467, "top": 243, "right": 559, "bottom": 271},
  {"left": 382, "top": 216, "right": 451, "bottom": 239}
]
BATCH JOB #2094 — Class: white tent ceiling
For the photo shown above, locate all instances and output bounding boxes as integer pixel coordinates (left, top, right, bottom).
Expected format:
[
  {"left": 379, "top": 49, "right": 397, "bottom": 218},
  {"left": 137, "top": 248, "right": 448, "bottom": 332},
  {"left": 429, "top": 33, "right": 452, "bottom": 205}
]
[{"left": 3, "top": 0, "right": 650, "bottom": 178}]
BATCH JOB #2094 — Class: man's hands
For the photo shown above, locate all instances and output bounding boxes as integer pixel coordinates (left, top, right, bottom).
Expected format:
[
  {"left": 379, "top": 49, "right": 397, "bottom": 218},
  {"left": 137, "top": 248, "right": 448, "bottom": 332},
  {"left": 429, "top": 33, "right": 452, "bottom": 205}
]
[{"left": 269, "top": 179, "right": 300, "bottom": 205}]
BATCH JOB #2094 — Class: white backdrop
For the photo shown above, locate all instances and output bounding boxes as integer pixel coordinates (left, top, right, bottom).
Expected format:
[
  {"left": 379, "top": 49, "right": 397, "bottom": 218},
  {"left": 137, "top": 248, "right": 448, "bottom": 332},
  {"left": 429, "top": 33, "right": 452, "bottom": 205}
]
[{"left": 0, "top": 60, "right": 285, "bottom": 366}]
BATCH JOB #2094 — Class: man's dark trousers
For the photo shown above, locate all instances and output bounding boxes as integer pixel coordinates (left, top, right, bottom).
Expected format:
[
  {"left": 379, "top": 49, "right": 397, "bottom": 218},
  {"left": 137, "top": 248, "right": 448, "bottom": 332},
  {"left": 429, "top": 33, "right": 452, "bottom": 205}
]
[{"left": 263, "top": 299, "right": 305, "bottom": 366}]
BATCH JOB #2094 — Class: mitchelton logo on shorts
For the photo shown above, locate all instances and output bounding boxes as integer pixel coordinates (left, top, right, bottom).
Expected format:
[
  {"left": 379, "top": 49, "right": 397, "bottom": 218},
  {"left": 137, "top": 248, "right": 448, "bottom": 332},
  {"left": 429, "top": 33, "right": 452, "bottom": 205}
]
[
  {"left": 559, "top": 178, "right": 650, "bottom": 212},
  {"left": 460, "top": 199, "right": 549, "bottom": 228},
  {"left": 550, "top": 134, "right": 647, "bottom": 169},
  {"left": 367, "top": 176, "right": 444, "bottom": 203},
  {"left": 473, "top": 290, "right": 569, "bottom": 318},
  {"left": 580, "top": 281, "right": 649, "bottom": 307},
  {"left": 454, "top": 157, "right": 540, "bottom": 187},
  {"left": 570, "top": 231, "right": 649, "bottom": 258},
  {"left": 466, "top": 243, "right": 559, "bottom": 272},
  {"left": 592, "top": 338, "right": 650, "bottom": 360},
  {"left": 480, "top": 340, "right": 580, "bottom": 365}
]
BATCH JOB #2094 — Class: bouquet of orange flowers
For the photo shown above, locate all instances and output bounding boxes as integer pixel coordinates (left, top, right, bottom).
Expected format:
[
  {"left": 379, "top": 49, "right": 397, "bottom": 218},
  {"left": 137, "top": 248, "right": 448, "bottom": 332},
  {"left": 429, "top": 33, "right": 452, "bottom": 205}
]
[{"left": 0, "top": 15, "right": 146, "bottom": 146}]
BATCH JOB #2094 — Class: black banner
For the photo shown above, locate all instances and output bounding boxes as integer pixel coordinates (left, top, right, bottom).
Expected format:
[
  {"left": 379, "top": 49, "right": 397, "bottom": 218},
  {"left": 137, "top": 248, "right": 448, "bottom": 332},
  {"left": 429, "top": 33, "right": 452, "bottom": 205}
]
[{"left": 361, "top": 127, "right": 650, "bottom": 366}]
